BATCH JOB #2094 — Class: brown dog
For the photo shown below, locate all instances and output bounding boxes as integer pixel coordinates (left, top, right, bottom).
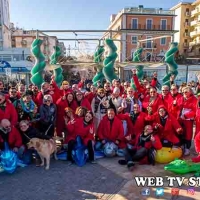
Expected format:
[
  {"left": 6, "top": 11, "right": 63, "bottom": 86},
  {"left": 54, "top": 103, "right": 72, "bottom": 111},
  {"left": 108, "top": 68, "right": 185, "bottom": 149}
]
[{"left": 27, "top": 138, "right": 58, "bottom": 170}]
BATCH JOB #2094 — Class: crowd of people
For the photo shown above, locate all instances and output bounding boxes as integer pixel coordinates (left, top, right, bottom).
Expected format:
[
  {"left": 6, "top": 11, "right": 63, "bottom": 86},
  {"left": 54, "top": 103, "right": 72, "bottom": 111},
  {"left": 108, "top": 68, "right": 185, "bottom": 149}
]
[{"left": 0, "top": 69, "right": 200, "bottom": 171}]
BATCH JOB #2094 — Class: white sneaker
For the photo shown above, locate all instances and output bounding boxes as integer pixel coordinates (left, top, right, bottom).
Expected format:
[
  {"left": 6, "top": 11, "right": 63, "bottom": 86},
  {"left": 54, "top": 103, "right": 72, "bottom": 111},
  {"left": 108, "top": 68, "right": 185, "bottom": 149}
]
[{"left": 184, "top": 148, "right": 190, "bottom": 156}]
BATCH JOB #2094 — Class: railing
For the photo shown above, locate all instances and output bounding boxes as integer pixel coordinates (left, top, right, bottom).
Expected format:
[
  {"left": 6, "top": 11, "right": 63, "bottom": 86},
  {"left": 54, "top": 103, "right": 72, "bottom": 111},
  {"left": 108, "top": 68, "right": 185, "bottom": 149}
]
[
  {"left": 123, "top": 8, "right": 175, "bottom": 15},
  {"left": 191, "top": 8, "right": 200, "bottom": 16},
  {"left": 190, "top": 20, "right": 197, "bottom": 26},
  {"left": 128, "top": 24, "right": 172, "bottom": 30},
  {"left": 185, "top": 12, "right": 190, "bottom": 17},
  {"left": 183, "top": 32, "right": 190, "bottom": 37},
  {"left": 190, "top": 30, "right": 200, "bottom": 37}
]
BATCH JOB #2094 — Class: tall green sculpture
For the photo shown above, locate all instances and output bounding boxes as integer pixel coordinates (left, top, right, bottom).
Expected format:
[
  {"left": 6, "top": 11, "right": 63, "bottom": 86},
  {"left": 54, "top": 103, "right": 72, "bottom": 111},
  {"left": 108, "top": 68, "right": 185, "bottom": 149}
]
[
  {"left": 162, "top": 42, "right": 179, "bottom": 87},
  {"left": 131, "top": 47, "right": 143, "bottom": 89},
  {"left": 30, "top": 39, "right": 46, "bottom": 87},
  {"left": 50, "top": 46, "right": 63, "bottom": 87},
  {"left": 103, "top": 39, "right": 118, "bottom": 83},
  {"left": 92, "top": 46, "right": 105, "bottom": 86}
]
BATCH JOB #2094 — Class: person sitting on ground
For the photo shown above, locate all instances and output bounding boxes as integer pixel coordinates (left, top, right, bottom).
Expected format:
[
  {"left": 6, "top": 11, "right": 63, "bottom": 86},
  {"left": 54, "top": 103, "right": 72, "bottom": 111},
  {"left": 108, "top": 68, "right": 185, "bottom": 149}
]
[
  {"left": 96, "top": 107, "right": 125, "bottom": 155},
  {"left": 65, "top": 111, "right": 95, "bottom": 164},
  {"left": 0, "top": 119, "right": 23, "bottom": 158},
  {"left": 118, "top": 125, "right": 162, "bottom": 171}
]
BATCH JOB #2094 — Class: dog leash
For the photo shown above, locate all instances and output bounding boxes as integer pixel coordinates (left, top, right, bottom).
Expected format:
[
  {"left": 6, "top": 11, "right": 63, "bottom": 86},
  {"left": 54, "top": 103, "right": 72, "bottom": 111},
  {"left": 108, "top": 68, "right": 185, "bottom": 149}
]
[{"left": 45, "top": 124, "right": 53, "bottom": 135}]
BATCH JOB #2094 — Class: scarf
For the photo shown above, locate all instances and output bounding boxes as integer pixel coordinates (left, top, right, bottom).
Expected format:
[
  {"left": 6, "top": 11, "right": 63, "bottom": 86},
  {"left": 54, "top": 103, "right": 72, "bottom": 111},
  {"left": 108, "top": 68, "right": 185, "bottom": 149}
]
[
  {"left": 20, "top": 99, "right": 35, "bottom": 113},
  {"left": 160, "top": 115, "right": 168, "bottom": 127},
  {"left": 0, "top": 100, "right": 6, "bottom": 111},
  {"left": 138, "top": 132, "right": 151, "bottom": 147},
  {"left": 130, "top": 112, "right": 139, "bottom": 124}
]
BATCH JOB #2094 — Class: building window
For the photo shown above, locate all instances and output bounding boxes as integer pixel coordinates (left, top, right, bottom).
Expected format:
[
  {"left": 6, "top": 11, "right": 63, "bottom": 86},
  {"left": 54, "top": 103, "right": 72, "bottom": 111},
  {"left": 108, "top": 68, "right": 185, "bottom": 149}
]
[
  {"left": 161, "top": 19, "right": 167, "bottom": 30},
  {"left": 146, "top": 19, "right": 152, "bottom": 30},
  {"left": 146, "top": 36, "right": 152, "bottom": 48},
  {"left": 132, "top": 19, "right": 138, "bottom": 29},
  {"left": 160, "top": 38, "right": 166, "bottom": 45},
  {"left": 132, "top": 36, "right": 138, "bottom": 44}
]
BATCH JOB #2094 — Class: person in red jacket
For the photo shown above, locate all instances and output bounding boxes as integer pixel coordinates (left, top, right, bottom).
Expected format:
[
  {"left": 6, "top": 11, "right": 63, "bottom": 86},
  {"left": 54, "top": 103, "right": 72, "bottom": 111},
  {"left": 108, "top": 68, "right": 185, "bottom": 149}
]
[
  {"left": 96, "top": 108, "right": 125, "bottom": 151},
  {"left": 142, "top": 87, "right": 163, "bottom": 114},
  {"left": 117, "top": 103, "right": 147, "bottom": 144},
  {"left": 195, "top": 93, "right": 200, "bottom": 137},
  {"left": 56, "top": 92, "right": 76, "bottom": 136},
  {"left": 172, "top": 86, "right": 197, "bottom": 156},
  {"left": 0, "top": 92, "right": 18, "bottom": 126},
  {"left": 0, "top": 119, "right": 23, "bottom": 156},
  {"left": 192, "top": 131, "right": 200, "bottom": 163},
  {"left": 168, "top": 84, "right": 182, "bottom": 118},
  {"left": 74, "top": 91, "right": 91, "bottom": 111},
  {"left": 65, "top": 111, "right": 95, "bottom": 164},
  {"left": 59, "top": 81, "right": 73, "bottom": 97},
  {"left": 118, "top": 125, "right": 162, "bottom": 171},
  {"left": 159, "top": 85, "right": 172, "bottom": 110},
  {"left": 147, "top": 105, "right": 183, "bottom": 146}
]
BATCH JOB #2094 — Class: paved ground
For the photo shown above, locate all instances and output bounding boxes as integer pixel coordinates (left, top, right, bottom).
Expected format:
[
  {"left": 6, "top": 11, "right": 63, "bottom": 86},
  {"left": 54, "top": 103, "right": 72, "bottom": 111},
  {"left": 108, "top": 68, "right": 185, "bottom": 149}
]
[{"left": 0, "top": 147, "right": 200, "bottom": 200}]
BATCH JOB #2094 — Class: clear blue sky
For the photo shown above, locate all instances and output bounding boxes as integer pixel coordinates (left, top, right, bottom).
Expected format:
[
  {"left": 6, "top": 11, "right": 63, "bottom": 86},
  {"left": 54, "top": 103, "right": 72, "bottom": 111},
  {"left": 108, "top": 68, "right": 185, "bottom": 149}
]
[{"left": 10, "top": 0, "right": 193, "bottom": 54}]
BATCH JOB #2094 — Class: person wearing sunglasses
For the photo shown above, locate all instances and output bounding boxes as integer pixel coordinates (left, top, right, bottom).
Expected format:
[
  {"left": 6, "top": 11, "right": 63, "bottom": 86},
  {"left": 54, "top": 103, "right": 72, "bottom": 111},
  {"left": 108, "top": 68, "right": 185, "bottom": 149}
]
[
  {"left": 0, "top": 119, "right": 23, "bottom": 158},
  {"left": 142, "top": 87, "right": 163, "bottom": 115},
  {"left": 74, "top": 91, "right": 91, "bottom": 111},
  {"left": 8, "top": 87, "right": 19, "bottom": 103},
  {"left": 39, "top": 95, "right": 57, "bottom": 137}
]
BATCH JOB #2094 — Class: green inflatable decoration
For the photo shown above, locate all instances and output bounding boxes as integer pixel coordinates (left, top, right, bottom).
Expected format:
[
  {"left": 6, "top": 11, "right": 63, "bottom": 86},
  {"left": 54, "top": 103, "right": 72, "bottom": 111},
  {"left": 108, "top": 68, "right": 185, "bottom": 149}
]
[
  {"left": 50, "top": 46, "right": 63, "bottom": 87},
  {"left": 103, "top": 39, "right": 118, "bottom": 83},
  {"left": 162, "top": 42, "right": 179, "bottom": 87},
  {"left": 164, "top": 159, "right": 200, "bottom": 174},
  {"left": 30, "top": 39, "right": 46, "bottom": 87},
  {"left": 131, "top": 47, "right": 143, "bottom": 89},
  {"left": 92, "top": 46, "right": 105, "bottom": 86}
]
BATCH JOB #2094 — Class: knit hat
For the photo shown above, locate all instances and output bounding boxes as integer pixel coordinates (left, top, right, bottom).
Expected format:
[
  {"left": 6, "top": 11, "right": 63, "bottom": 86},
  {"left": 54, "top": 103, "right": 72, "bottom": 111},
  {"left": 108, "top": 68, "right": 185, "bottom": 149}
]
[{"left": 62, "top": 81, "right": 69, "bottom": 86}]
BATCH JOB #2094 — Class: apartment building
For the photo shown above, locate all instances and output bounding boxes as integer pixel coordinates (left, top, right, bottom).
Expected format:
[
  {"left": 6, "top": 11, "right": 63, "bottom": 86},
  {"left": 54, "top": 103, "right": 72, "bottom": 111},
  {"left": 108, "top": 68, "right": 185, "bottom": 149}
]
[
  {"left": 103, "top": 5, "right": 177, "bottom": 62},
  {"left": 170, "top": 2, "right": 193, "bottom": 56},
  {"left": 190, "top": 0, "right": 200, "bottom": 57},
  {"left": 11, "top": 28, "right": 61, "bottom": 57}
]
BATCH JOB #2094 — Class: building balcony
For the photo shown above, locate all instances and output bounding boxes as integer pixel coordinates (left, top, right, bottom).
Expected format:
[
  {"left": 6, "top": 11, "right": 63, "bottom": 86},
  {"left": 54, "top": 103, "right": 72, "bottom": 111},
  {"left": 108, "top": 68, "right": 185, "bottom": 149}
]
[
  {"left": 184, "top": 22, "right": 190, "bottom": 27},
  {"left": 123, "top": 7, "right": 175, "bottom": 15},
  {"left": 189, "top": 41, "right": 196, "bottom": 46},
  {"left": 183, "top": 43, "right": 189, "bottom": 47},
  {"left": 185, "top": 12, "right": 190, "bottom": 17},
  {"left": 191, "top": 20, "right": 197, "bottom": 26},
  {"left": 190, "top": 30, "right": 200, "bottom": 37},
  {"left": 128, "top": 24, "right": 172, "bottom": 31},
  {"left": 191, "top": 8, "right": 200, "bottom": 16},
  {"left": 183, "top": 32, "right": 190, "bottom": 37}
]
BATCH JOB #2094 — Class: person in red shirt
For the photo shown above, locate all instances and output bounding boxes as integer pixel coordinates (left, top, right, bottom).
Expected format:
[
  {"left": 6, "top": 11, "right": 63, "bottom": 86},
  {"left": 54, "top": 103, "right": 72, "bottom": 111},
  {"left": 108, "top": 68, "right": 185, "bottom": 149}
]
[
  {"left": 195, "top": 93, "right": 200, "bottom": 136},
  {"left": 0, "top": 92, "right": 18, "bottom": 126},
  {"left": 65, "top": 111, "right": 95, "bottom": 164},
  {"left": 0, "top": 119, "right": 23, "bottom": 156}
]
